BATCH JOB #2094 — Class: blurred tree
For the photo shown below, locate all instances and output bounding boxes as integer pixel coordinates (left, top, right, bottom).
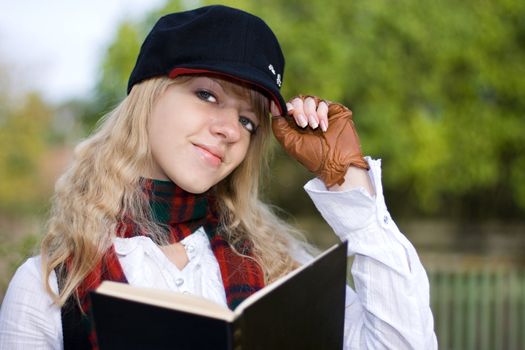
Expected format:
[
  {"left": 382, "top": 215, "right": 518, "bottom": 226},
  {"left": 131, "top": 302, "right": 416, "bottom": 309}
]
[
  {"left": 0, "top": 63, "right": 71, "bottom": 302},
  {"left": 0, "top": 90, "right": 53, "bottom": 213},
  {"left": 87, "top": 0, "right": 525, "bottom": 219}
]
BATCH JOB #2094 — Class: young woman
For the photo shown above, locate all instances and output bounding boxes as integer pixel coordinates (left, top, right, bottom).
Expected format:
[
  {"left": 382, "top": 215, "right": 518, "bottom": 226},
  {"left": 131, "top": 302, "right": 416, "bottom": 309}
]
[{"left": 0, "top": 5, "right": 437, "bottom": 349}]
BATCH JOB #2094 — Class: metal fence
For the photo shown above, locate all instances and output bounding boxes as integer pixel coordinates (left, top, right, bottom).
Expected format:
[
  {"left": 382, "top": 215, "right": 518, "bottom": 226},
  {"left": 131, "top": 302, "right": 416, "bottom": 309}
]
[{"left": 427, "top": 259, "right": 525, "bottom": 350}]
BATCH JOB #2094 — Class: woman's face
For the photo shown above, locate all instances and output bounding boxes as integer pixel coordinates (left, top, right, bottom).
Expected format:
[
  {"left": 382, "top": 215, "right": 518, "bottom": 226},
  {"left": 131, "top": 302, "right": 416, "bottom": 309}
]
[{"left": 146, "top": 76, "right": 261, "bottom": 193}]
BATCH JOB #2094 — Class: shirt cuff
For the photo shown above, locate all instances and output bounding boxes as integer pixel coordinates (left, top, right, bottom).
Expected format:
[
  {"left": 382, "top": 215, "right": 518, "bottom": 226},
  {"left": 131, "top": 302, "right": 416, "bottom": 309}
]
[{"left": 304, "top": 157, "right": 392, "bottom": 229}]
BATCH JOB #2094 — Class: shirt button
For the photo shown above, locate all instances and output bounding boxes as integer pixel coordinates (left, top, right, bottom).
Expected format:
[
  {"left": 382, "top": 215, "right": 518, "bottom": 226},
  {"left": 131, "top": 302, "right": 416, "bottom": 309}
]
[
  {"left": 383, "top": 215, "right": 389, "bottom": 224},
  {"left": 186, "top": 244, "right": 195, "bottom": 253},
  {"left": 175, "top": 278, "right": 184, "bottom": 287}
]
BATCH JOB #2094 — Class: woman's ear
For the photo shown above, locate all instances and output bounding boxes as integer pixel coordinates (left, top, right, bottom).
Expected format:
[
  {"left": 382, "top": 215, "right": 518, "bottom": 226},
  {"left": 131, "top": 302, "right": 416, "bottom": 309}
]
[{"left": 270, "top": 101, "right": 281, "bottom": 117}]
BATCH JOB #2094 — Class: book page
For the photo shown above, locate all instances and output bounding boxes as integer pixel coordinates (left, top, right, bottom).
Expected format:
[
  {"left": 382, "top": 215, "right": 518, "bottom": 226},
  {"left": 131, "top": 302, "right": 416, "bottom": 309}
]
[{"left": 96, "top": 281, "right": 236, "bottom": 322}]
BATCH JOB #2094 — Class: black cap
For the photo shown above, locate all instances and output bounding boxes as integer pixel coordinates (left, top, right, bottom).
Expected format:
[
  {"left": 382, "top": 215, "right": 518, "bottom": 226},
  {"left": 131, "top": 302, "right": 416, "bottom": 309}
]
[{"left": 127, "top": 5, "right": 286, "bottom": 115}]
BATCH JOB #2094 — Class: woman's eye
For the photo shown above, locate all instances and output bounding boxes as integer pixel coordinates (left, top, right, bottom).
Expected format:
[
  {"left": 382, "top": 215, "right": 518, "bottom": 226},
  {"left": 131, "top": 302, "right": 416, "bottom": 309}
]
[
  {"left": 239, "top": 116, "right": 257, "bottom": 134},
  {"left": 196, "top": 90, "right": 217, "bottom": 103}
]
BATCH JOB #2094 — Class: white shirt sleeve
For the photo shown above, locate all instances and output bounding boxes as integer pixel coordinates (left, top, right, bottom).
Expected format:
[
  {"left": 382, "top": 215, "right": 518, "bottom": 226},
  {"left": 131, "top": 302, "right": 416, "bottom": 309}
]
[
  {"left": 0, "top": 256, "right": 63, "bottom": 350},
  {"left": 304, "top": 157, "right": 438, "bottom": 350}
]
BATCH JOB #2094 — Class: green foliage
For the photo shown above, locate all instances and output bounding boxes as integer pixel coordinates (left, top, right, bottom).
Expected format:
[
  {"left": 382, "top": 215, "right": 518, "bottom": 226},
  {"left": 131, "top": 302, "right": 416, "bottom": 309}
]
[
  {"left": 89, "top": 22, "right": 143, "bottom": 125},
  {"left": 0, "top": 93, "right": 54, "bottom": 213},
  {"left": 88, "top": 0, "right": 525, "bottom": 219}
]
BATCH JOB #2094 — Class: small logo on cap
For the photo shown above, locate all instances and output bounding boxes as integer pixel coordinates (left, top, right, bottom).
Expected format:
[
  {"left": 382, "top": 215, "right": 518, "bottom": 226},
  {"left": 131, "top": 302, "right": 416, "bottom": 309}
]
[{"left": 269, "top": 64, "right": 281, "bottom": 87}]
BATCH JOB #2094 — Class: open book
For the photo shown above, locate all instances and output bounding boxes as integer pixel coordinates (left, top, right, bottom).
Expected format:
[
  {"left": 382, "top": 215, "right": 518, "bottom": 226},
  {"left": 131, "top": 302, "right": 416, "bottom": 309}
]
[{"left": 90, "top": 241, "right": 348, "bottom": 350}]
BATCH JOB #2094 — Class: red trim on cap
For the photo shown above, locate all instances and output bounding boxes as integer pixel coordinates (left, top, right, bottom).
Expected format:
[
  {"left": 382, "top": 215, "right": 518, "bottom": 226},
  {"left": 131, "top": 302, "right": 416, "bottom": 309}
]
[{"left": 168, "top": 67, "right": 284, "bottom": 115}]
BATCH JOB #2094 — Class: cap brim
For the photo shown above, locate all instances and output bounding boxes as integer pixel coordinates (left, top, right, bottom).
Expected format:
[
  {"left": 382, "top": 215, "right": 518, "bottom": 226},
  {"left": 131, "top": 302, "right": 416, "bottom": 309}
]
[{"left": 169, "top": 65, "right": 286, "bottom": 116}]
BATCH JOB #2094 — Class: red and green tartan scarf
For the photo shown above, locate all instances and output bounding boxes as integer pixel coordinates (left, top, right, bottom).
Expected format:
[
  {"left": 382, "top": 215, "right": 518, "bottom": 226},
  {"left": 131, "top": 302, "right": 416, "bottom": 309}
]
[{"left": 74, "top": 178, "right": 265, "bottom": 349}]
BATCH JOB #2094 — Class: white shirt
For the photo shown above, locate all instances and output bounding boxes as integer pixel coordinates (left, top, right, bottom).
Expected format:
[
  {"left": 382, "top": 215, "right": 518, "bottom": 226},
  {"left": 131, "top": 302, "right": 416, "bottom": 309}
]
[{"left": 0, "top": 158, "right": 437, "bottom": 349}]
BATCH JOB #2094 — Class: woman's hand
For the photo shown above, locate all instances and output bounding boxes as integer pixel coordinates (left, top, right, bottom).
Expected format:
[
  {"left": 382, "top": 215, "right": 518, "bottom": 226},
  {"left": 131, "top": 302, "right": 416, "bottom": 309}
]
[{"left": 271, "top": 96, "right": 369, "bottom": 188}]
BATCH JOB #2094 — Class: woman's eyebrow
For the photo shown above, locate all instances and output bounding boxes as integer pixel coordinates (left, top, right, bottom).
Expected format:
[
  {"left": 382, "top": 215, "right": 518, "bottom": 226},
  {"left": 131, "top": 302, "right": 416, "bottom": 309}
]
[
  {"left": 207, "top": 77, "right": 226, "bottom": 93},
  {"left": 208, "top": 78, "right": 257, "bottom": 115}
]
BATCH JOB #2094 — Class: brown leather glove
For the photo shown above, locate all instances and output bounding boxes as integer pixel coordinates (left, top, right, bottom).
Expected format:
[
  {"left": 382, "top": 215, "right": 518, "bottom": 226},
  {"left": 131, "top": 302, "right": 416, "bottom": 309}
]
[{"left": 272, "top": 95, "right": 369, "bottom": 187}]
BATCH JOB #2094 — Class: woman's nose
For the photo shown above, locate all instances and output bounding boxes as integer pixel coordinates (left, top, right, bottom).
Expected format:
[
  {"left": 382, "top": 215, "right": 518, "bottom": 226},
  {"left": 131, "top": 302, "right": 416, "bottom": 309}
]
[{"left": 210, "top": 109, "right": 242, "bottom": 142}]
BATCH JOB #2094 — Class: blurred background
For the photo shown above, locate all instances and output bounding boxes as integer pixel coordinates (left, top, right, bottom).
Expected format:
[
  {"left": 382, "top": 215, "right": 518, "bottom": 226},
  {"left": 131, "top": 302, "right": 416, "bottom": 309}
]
[{"left": 0, "top": 0, "right": 524, "bottom": 348}]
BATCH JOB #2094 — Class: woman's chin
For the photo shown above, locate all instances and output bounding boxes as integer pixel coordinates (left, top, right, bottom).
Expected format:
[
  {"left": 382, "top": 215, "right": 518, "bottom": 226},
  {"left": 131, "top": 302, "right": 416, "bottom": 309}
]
[{"left": 176, "top": 181, "right": 213, "bottom": 194}]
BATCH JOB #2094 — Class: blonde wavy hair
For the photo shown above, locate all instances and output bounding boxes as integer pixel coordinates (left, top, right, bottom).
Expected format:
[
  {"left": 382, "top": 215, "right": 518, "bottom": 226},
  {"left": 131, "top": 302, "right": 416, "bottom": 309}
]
[{"left": 41, "top": 75, "right": 309, "bottom": 306}]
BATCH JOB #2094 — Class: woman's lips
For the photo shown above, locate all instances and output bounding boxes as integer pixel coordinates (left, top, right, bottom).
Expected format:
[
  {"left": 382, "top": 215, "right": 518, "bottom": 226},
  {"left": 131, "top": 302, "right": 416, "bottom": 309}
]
[{"left": 194, "top": 144, "right": 223, "bottom": 167}]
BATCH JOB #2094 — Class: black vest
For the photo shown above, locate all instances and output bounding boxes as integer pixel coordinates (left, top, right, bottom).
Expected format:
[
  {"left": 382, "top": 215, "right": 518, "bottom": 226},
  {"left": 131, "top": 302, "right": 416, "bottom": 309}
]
[{"left": 55, "top": 267, "right": 92, "bottom": 350}]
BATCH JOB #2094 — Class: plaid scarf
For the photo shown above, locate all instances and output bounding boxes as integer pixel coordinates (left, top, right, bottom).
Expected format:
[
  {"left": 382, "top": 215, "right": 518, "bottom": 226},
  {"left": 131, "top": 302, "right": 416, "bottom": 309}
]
[{"left": 72, "top": 178, "right": 264, "bottom": 349}]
